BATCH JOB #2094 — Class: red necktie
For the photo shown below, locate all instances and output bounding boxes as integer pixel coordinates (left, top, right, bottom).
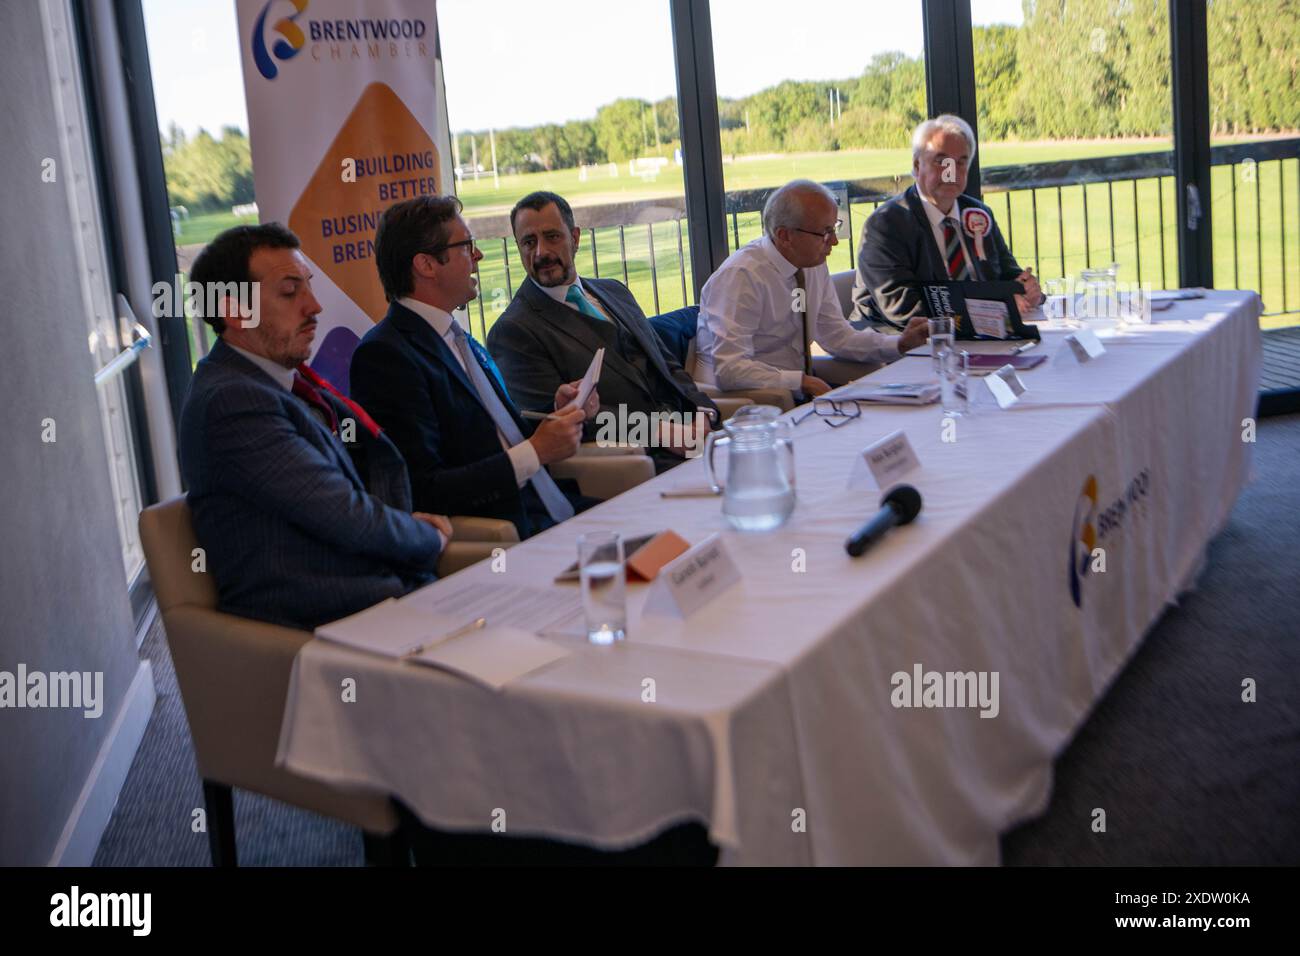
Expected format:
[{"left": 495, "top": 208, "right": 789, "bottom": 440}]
[
  {"left": 292, "top": 364, "right": 383, "bottom": 438},
  {"left": 943, "top": 217, "right": 971, "bottom": 280}
]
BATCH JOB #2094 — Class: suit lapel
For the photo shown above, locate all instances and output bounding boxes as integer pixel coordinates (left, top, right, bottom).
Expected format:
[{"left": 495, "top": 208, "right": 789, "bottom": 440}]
[
  {"left": 904, "top": 185, "right": 950, "bottom": 279},
  {"left": 584, "top": 280, "right": 686, "bottom": 400},
  {"left": 389, "top": 301, "right": 526, "bottom": 431},
  {"left": 209, "top": 340, "right": 366, "bottom": 490},
  {"left": 520, "top": 279, "right": 654, "bottom": 402},
  {"left": 388, "top": 302, "right": 479, "bottom": 399}
]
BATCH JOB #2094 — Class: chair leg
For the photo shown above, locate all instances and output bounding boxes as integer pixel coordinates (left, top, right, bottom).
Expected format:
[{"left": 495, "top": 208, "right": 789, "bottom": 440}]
[
  {"left": 362, "top": 829, "right": 411, "bottom": 867},
  {"left": 202, "top": 780, "right": 237, "bottom": 867}
]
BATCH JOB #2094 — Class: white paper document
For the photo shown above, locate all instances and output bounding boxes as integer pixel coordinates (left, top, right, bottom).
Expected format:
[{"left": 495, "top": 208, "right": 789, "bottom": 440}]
[
  {"left": 411, "top": 626, "right": 572, "bottom": 690},
  {"left": 315, "top": 598, "right": 573, "bottom": 689},
  {"left": 315, "top": 598, "right": 462, "bottom": 657},
  {"left": 402, "top": 580, "right": 584, "bottom": 635},
  {"left": 563, "top": 347, "right": 604, "bottom": 411},
  {"left": 833, "top": 381, "right": 940, "bottom": 404}
]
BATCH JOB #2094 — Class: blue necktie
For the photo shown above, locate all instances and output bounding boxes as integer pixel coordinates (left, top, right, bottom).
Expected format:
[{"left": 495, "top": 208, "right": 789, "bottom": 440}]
[
  {"left": 565, "top": 285, "right": 607, "bottom": 321},
  {"left": 448, "top": 323, "right": 574, "bottom": 523}
]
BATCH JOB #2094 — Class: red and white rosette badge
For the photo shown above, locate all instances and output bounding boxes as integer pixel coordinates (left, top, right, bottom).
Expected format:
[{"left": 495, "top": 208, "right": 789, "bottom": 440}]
[{"left": 962, "top": 207, "right": 991, "bottom": 261}]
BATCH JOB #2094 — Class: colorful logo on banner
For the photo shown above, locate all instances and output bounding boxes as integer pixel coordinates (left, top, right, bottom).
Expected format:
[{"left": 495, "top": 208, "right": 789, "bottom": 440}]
[
  {"left": 252, "top": 0, "right": 309, "bottom": 80},
  {"left": 1068, "top": 475, "right": 1099, "bottom": 608}
]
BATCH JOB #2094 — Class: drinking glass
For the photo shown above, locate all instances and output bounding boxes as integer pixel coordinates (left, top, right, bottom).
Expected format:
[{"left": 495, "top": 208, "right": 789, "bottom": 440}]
[
  {"left": 578, "top": 532, "right": 626, "bottom": 645},
  {"left": 940, "top": 349, "right": 969, "bottom": 417},
  {"left": 929, "top": 316, "right": 956, "bottom": 377}
]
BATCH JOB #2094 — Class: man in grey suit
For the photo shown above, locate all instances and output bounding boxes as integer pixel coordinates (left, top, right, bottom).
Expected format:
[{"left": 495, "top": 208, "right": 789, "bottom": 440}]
[
  {"left": 851, "top": 114, "right": 1044, "bottom": 330},
  {"left": 179, "top": 223, "right": 450, "bottom": 631},
  {"left": 487, "top": 191, "right": 719, "bottom": 471}
]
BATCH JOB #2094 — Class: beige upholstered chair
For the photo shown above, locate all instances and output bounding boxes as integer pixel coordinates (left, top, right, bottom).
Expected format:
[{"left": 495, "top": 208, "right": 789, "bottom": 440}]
[
  {"left": 138, "top": 499, "right": 531, "bottom": 866},
  {"left": 553, "top": 443, "right": 656, "bottom": 498},
  {"left": 685, "top": 338, "right": 795, "bottom": 413}
]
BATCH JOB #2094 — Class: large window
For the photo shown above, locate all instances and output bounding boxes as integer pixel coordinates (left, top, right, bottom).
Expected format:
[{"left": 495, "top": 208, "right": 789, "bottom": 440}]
[
  {"left": 971, "top": 0, "right": 1175, "bottom": 290},
  {"left": 1208, "top": 0, "right": 1300, "bottom": 329},
  {"left": 710, "top": 0, "right": 926, "bottom": 276},
  {"left": 46, "top": 0, "right": 146, "bottom": 582},
  {"left": 142, "top": 0, "right": 250, "bottom": 363},
  {"left": 439, "top": 0, "right": 688, "bottom": 328}
]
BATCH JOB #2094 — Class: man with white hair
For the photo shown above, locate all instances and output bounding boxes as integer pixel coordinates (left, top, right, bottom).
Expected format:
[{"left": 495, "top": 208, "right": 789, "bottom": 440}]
[
  {"left": 851, "top": 113, "right": 1043, "bottom": 329},
  {"left": 697, "top": 179, "right": 929, "bottom": 398}
]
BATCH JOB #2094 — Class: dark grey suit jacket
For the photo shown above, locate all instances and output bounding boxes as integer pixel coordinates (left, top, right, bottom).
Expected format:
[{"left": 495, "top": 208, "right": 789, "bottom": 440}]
[
  {"left": 850, "top": 185, "right": 1022, "bottom": 328},
  {"left": 487, "top": 277, "right": 718, "bottom": 445},
  {"left": 179, "top": 338, "right": 443, "bottom": 631}
]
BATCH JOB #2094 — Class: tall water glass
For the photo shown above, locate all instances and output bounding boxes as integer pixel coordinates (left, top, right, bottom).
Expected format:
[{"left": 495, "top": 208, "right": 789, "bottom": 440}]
[
  {"left": 929, "top": 316, "right": 955, "bottom": 377},
  {"left": 941, "top": 349, "right": 969, "bottom": 417},
  {"left": 578, "top": 532, "right": 626, "bottom": 645}
]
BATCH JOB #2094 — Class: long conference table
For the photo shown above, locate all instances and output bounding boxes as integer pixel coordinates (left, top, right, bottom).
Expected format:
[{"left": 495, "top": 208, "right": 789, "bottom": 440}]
[{"left": 277, "top": 291, "right": 1262, "bottom": 865}]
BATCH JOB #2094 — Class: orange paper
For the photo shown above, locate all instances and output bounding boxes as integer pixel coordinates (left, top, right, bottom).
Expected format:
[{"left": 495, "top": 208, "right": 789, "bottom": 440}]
[{"left": 626, "top": 530, "right": 691, "bottom": 582}]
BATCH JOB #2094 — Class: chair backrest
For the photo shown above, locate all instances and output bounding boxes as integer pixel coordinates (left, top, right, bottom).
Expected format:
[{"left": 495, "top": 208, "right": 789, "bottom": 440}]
[
  {"left": 647, "top": 304, "right": 700, "bottom": 369},
  {"left": 139, "top": 496, "right": 218, "bottom": 613},
  {"left": 830, "top": 269, "right": 855, "bottom": 317},
  {"left": 137, "top": 498, "right": 397, "bottom": 832}
]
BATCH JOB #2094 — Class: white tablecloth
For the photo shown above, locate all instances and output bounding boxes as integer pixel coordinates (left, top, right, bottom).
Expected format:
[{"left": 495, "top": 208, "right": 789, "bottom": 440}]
[{"left": 277, "top": 292, "right": 1262, "bottom": 864}]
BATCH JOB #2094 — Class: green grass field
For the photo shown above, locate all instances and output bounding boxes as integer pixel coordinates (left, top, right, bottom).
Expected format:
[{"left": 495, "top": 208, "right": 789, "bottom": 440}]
[{"left": 173, "top": 138, "right": 1299, "bottom": 336}]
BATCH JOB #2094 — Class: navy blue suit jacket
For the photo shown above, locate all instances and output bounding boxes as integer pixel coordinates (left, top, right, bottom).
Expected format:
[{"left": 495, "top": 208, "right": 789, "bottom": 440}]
[
  {"left": 350, "top": 301, "right": 563, "bottom": 539},
  {"left": 179, "top": 338, "right": 443, "bottom": 631}
]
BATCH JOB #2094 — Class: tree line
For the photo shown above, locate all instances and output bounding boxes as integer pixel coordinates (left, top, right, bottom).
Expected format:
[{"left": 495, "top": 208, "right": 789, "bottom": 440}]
[{"left": 164, "top": 0, "right": 1297, "bottom": 210}]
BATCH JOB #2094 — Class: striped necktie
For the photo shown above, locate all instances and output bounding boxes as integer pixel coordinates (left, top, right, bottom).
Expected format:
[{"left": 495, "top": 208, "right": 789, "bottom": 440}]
[
  {"left": 942, "top": 217, "right": 973, "bottom": 280},
  {"left": 448, "top": 323, "right": 575, "bottom": 524}
]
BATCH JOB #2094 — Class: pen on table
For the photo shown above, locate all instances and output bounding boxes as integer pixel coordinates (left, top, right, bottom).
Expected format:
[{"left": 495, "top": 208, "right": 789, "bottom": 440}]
[
  {"left": 1012, "top": 340, "right": 1038, "bottom": 354},
  {"left": 402, "top": 617, "right": 487, "bottom": 658}
]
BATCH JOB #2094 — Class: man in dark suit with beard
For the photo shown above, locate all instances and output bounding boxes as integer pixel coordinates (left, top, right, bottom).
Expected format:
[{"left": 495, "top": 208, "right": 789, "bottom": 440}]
[
  {"left": 487, "top": 191, "right": 718, "bottom": 472},
  {"left": 179, "top": 223, "right": 449, "bottom": 630}
]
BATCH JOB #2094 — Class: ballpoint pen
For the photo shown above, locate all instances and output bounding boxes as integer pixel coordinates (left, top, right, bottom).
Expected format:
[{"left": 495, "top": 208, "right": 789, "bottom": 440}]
[
  {"left": 402, "top": 617, "right": 487, "bottom": 658},
  {"left": 1012, "top": 340, "right": 1038, "bottom": 354}
]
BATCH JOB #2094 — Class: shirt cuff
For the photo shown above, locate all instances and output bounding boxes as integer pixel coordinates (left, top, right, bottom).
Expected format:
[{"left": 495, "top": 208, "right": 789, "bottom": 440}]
[
  {"left": 886, "top": 337, "right": 903, "bottom": 358},
  {"left": 508, "top": 439, "right": 541, "bottom": 487},
  {"left": 781, "top": 369, "right": 804, "bottom": 391}
]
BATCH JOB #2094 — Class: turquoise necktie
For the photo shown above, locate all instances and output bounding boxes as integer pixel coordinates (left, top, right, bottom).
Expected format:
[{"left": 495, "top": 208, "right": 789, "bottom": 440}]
[{"left": 565, "top": 285, "right": 606, "bottom": 321}]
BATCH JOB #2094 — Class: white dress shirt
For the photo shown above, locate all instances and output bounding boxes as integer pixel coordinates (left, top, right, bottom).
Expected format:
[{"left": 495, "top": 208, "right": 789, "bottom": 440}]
[
  {"left": 228, "top": 342, "right": 295, "bottom": 392},
  {"left": 532, "top": 275, "right": 613, "bottom": 320},
  {"left": 696, "top": 236, "right": 901, "bottom": 391},
  {"left": 397, "top": 296, "right": 540, "bottom": 487},
  {"left": 919, "top": 194, "right": 978, "bottom": 279}
]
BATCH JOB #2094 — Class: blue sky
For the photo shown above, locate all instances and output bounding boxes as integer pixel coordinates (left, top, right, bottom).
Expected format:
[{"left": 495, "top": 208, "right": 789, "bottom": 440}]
[{"left": 143, "top": 0, "right": 1028, "bottom": 136}]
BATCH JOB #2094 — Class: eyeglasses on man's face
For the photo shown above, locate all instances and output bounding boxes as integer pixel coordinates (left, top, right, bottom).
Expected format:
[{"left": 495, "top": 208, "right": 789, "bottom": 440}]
[
  {"left": 791, "top": 219, "right": 843, "bottom": 242},
  {"left": 426, "top": 236, "right": 479, "bottom": 256}
]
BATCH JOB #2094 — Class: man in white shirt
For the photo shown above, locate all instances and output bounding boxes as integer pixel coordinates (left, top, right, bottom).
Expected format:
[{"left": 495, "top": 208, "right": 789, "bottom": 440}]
[
  {"left": 697, "top": 180, "right": 929, "bottom": 398},
  {"left": 350, "top": 196, "right": 598, "bottom": 539},
  {"left": 850, "top": 113, "right": 1044, "bottom": 329}
]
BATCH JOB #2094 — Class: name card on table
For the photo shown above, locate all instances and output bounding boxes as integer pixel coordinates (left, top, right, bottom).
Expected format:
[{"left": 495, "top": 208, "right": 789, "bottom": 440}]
[
  {"left": 982, "top": 365, "right": 1027, "bottom": 409},
  {"left": 849, "top": 429, "right": 921, "bottom": 490},
  {"left": 642, "top": 533, "right": 742, "bottom": 619},
  {"left": 1064, "top": 328, "right": 1106, "bottom": 363}
]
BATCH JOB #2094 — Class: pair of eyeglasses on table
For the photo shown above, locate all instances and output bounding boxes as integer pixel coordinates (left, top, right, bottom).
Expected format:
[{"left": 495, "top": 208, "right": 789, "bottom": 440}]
[{"left": 791, "top": 398, "right": 865, "bottom": 428}]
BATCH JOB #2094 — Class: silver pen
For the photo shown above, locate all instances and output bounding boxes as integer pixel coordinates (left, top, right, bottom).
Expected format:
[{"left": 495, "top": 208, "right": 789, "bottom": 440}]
[
  {"left": 402, "top": 616, "right": 487, "bottom": 658},
  {"left": 1012, "top": 340, "right": 1038, "bottom": 355}
]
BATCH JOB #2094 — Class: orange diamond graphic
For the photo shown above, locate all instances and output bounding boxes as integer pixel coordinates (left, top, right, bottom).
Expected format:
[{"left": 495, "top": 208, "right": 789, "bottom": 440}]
[{"left": 290, "top": 81, "right": 444, "bottom": 323}]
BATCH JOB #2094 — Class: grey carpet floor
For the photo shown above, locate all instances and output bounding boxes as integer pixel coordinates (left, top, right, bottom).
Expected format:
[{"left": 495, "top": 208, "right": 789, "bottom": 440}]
[{"left": 94, "top": 416, "right": 1300, "bottom": 866}]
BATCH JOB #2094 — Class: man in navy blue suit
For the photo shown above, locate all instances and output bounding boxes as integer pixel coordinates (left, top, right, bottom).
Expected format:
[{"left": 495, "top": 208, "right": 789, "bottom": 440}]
[
  {"left": 179, "top": 223, "right": 450, "bottom": 631},
  {"left": 350, "top": 196, "right": 598, "bottom": 540}
]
